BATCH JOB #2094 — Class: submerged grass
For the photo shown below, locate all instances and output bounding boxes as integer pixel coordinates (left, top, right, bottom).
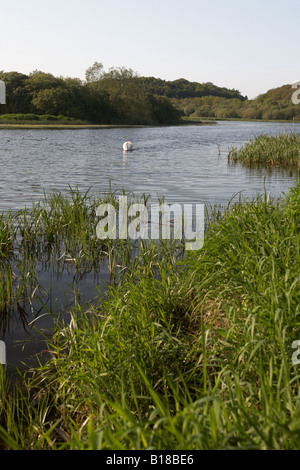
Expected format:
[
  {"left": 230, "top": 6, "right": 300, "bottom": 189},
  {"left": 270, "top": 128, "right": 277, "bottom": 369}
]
[
  {"left": 228, "top": 132, "right": 300, "bottom": 168},
  {"left": 0, "top": 187, "right": 160, "bottom": 312},
  {"left": 0, "top": 210, "right": 20, "bottom": 312},
  {"left": 0, "top": 179, "right": 299, "bottom": 449}
]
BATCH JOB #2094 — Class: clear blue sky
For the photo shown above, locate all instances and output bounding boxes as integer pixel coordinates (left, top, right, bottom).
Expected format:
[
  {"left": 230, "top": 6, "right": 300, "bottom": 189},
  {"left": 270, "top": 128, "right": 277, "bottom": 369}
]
[{"left": 1, "top": 0, "right": 299, "bottom": 98}]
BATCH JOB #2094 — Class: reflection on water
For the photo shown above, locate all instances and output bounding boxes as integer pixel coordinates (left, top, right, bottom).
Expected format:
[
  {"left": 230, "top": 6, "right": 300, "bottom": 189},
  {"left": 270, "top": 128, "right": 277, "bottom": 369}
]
[{"left": 0, "top": 120, "right": 299, "bottom": 373}]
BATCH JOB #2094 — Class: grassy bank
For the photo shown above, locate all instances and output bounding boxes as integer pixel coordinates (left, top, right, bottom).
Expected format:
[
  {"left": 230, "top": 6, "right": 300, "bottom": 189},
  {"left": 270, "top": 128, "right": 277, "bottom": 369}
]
[
  {"left": 0, "top": 114, "right": 214, "bottom": 129},
  {"left": 0, "top": 178, "right": 299, "bottom": 450},
  {"left": 0, "top": 113, "right": 88, "bottom": 126},
  {"left": 0, "top": 113, "right": 146, "bottom": 128},
  {"left": 228, "top": 132, "right": 300, "bottom": 168}
]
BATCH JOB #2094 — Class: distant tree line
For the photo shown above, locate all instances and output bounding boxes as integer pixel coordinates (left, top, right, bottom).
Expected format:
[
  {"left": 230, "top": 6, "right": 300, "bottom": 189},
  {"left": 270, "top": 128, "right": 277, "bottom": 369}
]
[
  {"left": 172, "top": 85, "right": 300, "bottom": 121},
  {"left": 138, "top": 77, "right": 246, "bottom": 100},
  {"left": 0, "top": 65, "right": 181, "bottom": 125},
  {"left": 0, "top": 62, "right": 246, "bottom": 125},
  {"left": 1, "top": 64, "right": 297, "bottom": 123}
]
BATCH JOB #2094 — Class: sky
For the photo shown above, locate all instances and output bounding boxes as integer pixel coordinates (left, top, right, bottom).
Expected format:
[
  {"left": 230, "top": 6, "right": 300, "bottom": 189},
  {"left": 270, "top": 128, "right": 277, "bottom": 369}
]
[{"left": 1, "top": 0, "right": 299, "bottom": 99}]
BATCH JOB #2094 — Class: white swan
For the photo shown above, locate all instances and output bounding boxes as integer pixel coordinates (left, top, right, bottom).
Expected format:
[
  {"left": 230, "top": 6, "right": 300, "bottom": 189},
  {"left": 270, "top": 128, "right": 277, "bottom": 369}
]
[{"left": 123, "top": 141, "right": 134, "bottom": 151}]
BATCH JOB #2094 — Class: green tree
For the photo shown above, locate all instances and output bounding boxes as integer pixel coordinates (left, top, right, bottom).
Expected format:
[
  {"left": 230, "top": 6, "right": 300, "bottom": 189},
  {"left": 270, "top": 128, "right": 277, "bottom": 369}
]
[
  {"left": 96, "top": 67, "right": 151, "bottom": 124},
  {"left": 147, "top": 95, "right": 181, "bottom": 124},
  {"left": 26, "top": 71, "right": 64, "bottom": 96},
  {"left": 32, "top": 87, "right": 72, "bottom": 116},
  {"left": 84, "top": 82, "right": 116, "bottom": 123},
  {"left": 85, "top": 62, "right": 104, "bottom": 83},
  {"left": 0, "top": 71, "right": 31, "bottom": 113}
]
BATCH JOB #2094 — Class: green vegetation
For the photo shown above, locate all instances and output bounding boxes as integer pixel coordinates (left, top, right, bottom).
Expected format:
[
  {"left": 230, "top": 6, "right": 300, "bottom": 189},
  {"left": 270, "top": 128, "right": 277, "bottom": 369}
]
[
  {"left": 228, "top": 133, "right": 300, "bottom": 168},
  {"left": 172, "top": 84, "right": 300, "bottom": 121},
  {"left": 0, "top": 187, "right": 184, "bottom": 316},
  {"left": 2, "top": 65, "right": 299, "bottom": 124},
  {"left": 0, "top": 176, "right": 299, "bottom": 449},
  {"left": 1, "top": 64, "right": 300, "bottom": 124},
  {"left": 0, "top": 67, "right": 182, "bottom": 125},
  {"left": 0, "top": 113, "right": 86, "bottom": 127},
  {"left": 0, "top": 113, "right": 78, "bottom": 122},
  {"left": 0, "top": 210, "right": 20, "bottom": 312},
  {"left": 138, "top": 76, "right": 244, "bottom": 100}
]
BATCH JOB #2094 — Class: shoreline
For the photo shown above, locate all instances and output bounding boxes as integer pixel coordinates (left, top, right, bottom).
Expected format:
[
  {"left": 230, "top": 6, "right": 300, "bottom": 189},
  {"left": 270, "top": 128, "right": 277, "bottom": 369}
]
[
  {"left": 0, "top": 123, "right": 152, "bottom": 130},
  {"left": 0, "top": 119, "right": 215, "bottom": 129},
  {"left": 0, "top": 118, "right": 299, "bottom": 130}
]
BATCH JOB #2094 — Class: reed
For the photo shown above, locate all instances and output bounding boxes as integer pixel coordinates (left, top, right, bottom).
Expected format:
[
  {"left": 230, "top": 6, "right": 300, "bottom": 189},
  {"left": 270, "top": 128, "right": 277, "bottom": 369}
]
[
  {"left": 0, "top": 209, "right": 21, "bottom": 259},
  {"left": 0, "top": 187, "right": 186, "bottom": 312},
  {"left": 228, "top": 132, "right": 300, "bottom": 167},
  {"left": 0, "top": 211, "right": 19, "bottom": 311}
]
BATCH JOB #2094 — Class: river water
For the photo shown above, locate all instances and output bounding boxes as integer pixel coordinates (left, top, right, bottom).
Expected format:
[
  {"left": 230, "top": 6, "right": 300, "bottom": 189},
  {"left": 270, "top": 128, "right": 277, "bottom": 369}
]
[
  {"left": 0, "top": 121, "right": 299, "bottom": 211},
  {"left": 0, "top": 120, "right": 299, "bottom": 374}
]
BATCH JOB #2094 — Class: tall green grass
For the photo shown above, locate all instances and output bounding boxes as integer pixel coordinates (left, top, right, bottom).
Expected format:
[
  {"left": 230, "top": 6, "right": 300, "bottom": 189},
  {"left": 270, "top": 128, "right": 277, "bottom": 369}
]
[
  {"left": 228, "top": 132, "right": 300, "bottom": 167},
  {"left": 0, "top": 211, "right": 18, "bottom": 311},
  {"left": 0, "top": 181, "right": 299, "bottom": 449},
  {"left": 17, "top": 187, "right": 104, "bottom": 275},
  {"left": 0, "top": 187, "right": 186, "bottom": 313}
]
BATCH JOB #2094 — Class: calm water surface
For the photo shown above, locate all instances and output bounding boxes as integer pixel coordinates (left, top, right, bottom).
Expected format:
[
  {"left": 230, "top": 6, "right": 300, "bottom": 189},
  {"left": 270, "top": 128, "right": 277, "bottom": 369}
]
[
  {"left": 0, "top": 121, "right": 299, "bottom": 211},
  {"left": 0, "top": 121, "right": 299, "bottom": 374}
]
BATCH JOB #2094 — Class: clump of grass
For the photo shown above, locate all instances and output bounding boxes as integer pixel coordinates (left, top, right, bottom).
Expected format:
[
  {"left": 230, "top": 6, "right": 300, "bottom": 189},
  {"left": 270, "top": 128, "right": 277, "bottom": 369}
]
[
  {"left": 0, "top": 265, "right": 14, "bottom": 313},
  {"left": 0, "top": 211, "right": 19, "bottom": 311},
  {"left": 0, "top": 211, "right": 18, "bottom": 260},
  {"left": 17, "top": 186, "right": 112, "bottom": 273},
  {"left": 228, "top": 132, "right": 300, "bottom": 167}
]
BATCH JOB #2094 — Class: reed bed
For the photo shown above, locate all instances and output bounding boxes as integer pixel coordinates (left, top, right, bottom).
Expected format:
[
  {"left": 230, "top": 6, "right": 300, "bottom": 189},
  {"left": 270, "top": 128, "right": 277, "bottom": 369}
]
[
  {"left": 228, "top": 132, "right": 300, "bottom": 167},
  {"left": 0, "top": 179, "right": 299, "bottom": 450},
  {"left": 3, "top": 185, "right": 204, "bottom": 311},
  {"left": 0, "top": 211, "right": 19, "bottom": 311}
]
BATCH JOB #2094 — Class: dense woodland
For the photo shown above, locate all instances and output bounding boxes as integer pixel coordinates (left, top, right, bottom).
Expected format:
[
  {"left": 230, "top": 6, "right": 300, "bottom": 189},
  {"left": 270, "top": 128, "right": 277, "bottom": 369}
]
[
  {"left": 172, "top": 84, "right": 300, "bottom": 121},
  {"left": 0, "top": 62, "right": 299, "bottom": 123}
]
